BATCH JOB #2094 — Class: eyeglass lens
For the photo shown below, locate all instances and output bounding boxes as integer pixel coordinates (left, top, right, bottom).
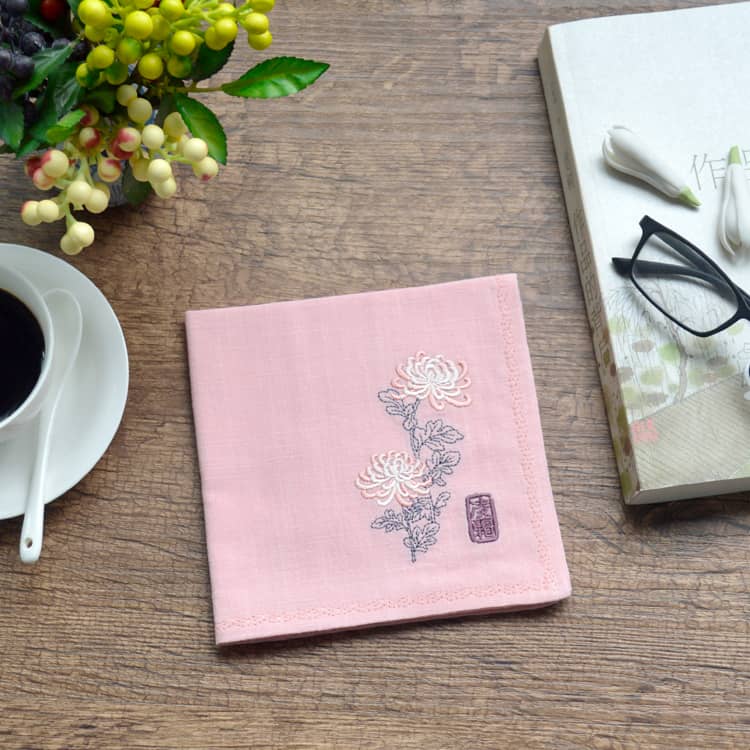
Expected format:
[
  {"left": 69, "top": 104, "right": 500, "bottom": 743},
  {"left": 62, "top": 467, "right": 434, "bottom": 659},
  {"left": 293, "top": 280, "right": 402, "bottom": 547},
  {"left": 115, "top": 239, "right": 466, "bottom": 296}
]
[{"left": 632, "top": 230, "right": 739, "bottom": 334}]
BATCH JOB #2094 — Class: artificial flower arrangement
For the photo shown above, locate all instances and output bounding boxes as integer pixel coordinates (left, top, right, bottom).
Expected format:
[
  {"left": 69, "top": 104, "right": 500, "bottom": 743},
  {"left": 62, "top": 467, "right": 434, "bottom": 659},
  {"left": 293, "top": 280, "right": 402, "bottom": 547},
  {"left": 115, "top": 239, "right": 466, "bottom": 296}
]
[{"left": 0, "top": 0, "right": 328, "bottom": 253}]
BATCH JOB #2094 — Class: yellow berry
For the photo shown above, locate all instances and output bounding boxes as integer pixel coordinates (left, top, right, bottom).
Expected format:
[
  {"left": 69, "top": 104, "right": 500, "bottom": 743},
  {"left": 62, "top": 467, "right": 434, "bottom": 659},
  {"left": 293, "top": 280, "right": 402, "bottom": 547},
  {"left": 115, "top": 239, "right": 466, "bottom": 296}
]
[
  {"left": 241, "top": 12, "right": 267, "bottom": 34},
  {"left": 78, "top": 0, "right": 110, "bottom": 28},
  {"left": 131, "top": 158, "right": 150, "bottom": 182},
  {"left": 135, "top": 0, "right": 154, "bottom": 8},
  {"left": 248, "top": 30, "right": 272, "bottom": 50},
  {"left": 60, "top": 234, "right": 83, "bottom": 255},
  {"left": 36, "top": 199, "right": 60, "bottom": 222},
  {"left": 163, "top": 112, "right": 187, "bottom": 138},
  {"left": 203, "top": 27, "right": 224, "bottom": 50},
  {"left": 192, "top": 156, "right": 219, "bottom": 182},
  {"left": 127, "top": 96, "right": 153, "bottom": 123},
  {"left": 153, "top": 177, "right": 177, "bottom": 198},
  {"left": 182, "top": 137, "right": 208, "bottom": 163},
  {"left": 97, "top": 157, "right": 122, "bottom": 182},
  {"left": 169, "top": 30, "right": 195, "bottom": 56},
  {"left": 215, "top": 2, "right": 235, "bottom": 17},
  {"left": 69, "top": 221, "right": 95, "bottom": 247},
  {"left": 150, "top": 15, "right": 170, "bottom": 41},
  {"left": 116, "top": 83, "right": 138, "bottom": 106},
  {"left": 88, "top": 44, "right": 115, "bottom": 69},
  {"left": 75, "top": 62, "right": 94, "bottom": 86},
  {"left": 105, "top": 61, "right": 129, "bottom": 85},
  {"left": 124, "top": 10, "right": 154, "bottom": 40},
  {"left": 141, "top": 124, "right": 165, "bottom": 150},
  {"left": 41, "top": 149, "right": 69, "bottom": 178},
  {"left": 116, "top": 37, "right": 142, "bottom": 64},
  {"left": 85, "top": 188, "right": 110, "bottom": 214},
  {"left": 214, "top": 18, "right": 237, "bottom": 43},
  {"left": 166, "top": 55, "right": 192, "bottom": 78},
  {"left": 159, "top": 0, "right": 184, "bottom": 21},
  {"left": 20, "top": 201, "right": 41, "bottom": 226},
  {"left": 147, "top": 159, "right": 172, "bottom": 183},
  {"left": 67, "top": 179, "right": 93, "bottom": 205},
  {"left": 84, "top": 24, "right": 107, "bottom": 42},
  {"left": 252, "top": 0, "right": 274, "bottom": 11},
  {"left": 138, "top": 52, "right": 163, "bottom": 80}
]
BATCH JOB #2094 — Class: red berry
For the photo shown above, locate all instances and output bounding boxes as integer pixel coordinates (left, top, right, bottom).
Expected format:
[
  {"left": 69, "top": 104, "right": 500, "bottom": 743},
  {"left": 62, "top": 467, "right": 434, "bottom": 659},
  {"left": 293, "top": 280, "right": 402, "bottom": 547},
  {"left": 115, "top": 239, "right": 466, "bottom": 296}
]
[
  {"left": 40, "top": 0, "right": 67, "bottom": 22},
  {"left": 25, "top": 156, "right": 42, "bottom": 178},
  {"left": 109, "top": 142, "right": 132, "bottom": 160}
]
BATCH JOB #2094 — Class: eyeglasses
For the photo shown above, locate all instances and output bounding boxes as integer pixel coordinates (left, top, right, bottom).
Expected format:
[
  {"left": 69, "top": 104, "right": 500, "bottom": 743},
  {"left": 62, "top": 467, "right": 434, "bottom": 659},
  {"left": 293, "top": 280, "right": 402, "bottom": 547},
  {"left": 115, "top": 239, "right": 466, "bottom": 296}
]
[{"left": 611, "top": 215, "right": 750, "bottom": 337}]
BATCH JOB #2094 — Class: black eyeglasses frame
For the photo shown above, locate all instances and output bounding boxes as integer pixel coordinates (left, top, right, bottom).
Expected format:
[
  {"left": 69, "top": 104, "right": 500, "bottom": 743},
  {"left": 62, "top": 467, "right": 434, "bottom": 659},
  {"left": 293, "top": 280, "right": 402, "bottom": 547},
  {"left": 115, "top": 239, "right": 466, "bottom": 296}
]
[{"left": 611, "top": 215, "right": 750, "bottom": 338}]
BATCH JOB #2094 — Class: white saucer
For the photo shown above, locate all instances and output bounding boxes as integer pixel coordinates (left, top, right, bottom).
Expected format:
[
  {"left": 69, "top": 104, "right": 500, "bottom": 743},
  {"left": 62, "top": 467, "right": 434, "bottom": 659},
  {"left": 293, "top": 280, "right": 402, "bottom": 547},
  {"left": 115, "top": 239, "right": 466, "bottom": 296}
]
[{"left": 0, "top": 244, "right": 129, "bottom": 520}]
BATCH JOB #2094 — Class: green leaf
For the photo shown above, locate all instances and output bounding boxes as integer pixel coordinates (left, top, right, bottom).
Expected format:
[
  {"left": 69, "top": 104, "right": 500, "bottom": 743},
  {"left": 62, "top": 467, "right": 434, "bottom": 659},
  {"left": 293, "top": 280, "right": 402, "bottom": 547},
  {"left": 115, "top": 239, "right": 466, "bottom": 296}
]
[
  {"left": 173, "top": 93, "right": 227, "bottom": 164},
  {"left": 53, "top": 64, "right": 84, "bottom": 113},
  {"left": 83, "top": 86, "right": 116, "bottom": 114},
  {"left": 221, "top": 56, "right": 329, "bottom": 99},
  {"left": 192, "top": 41, "right": 234, "bottom": 82},
  {"left": 13, "top": 43, "right": 75, "bottom": 97},
  {"left": 15, "top": 137, "right": 42, "bottom": 159},
  {"left": 67, "top": 0, "right": 82, "bottom": 14},
  {"left": 45, "top": 108, "right": 85, "bottom": 144},
  {"left": 0, "top": 100, "right": 24, "bottom": 151},
  {"left": 122, "top": 163, "right": 153, "bottom": 206},
  {"left": 154, "top": 93, "right": 175, "bottom": 127}
]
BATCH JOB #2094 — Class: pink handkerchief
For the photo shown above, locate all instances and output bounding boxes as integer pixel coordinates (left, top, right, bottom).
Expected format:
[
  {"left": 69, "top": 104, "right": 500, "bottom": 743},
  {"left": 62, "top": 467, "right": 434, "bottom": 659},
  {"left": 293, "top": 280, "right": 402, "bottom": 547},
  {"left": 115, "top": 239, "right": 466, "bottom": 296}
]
[{"left": 186, "top": 275, "right": 570, "bottom": 645}]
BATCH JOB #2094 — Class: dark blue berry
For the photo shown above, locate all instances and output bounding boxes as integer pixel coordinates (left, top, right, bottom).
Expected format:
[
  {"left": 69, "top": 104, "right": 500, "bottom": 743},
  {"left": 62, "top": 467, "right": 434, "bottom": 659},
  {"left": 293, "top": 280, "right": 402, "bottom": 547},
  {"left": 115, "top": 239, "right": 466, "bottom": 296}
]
[
  {"left": 4, "top": 0, "right": 28, "bottom": 17},
  {"left": 0, "top": 47, "right": 11, "bottom": 70},
  {"left": 21, "top": 31, "right": 44, "bottom": 55},
  {"left": 11, "top": 53, "right": 33, "bottom": 80}
]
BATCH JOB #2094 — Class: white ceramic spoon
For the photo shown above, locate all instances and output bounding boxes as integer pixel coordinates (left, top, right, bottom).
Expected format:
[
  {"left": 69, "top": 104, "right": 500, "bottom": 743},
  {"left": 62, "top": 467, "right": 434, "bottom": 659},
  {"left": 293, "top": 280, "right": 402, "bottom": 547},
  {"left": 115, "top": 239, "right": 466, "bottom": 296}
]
[{"left": 20, "top": 289, "right": 83, "bottom": 564}]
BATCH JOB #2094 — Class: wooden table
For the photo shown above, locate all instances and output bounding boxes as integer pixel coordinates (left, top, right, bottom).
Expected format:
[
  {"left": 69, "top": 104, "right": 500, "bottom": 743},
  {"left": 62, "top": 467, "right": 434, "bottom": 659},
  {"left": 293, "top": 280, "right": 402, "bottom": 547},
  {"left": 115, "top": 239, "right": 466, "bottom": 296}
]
[{"left": 1, "top": 1, "right": 748, "bottom": 747}]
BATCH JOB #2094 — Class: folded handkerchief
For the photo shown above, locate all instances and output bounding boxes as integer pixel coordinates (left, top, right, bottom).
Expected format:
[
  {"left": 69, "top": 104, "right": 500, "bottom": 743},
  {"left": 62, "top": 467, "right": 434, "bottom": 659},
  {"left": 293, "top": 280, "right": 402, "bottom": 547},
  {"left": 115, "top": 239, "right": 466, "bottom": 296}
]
[{"left": 186, "top": 275, "right": 570, "bottom": 645}]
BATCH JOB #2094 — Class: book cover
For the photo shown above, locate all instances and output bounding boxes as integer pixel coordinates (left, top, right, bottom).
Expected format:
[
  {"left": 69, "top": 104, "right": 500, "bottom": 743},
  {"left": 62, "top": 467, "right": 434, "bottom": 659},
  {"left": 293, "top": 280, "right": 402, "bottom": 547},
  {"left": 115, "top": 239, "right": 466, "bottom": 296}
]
[{"left": 539, "top": 1, "right": 750, "bottom": 503}]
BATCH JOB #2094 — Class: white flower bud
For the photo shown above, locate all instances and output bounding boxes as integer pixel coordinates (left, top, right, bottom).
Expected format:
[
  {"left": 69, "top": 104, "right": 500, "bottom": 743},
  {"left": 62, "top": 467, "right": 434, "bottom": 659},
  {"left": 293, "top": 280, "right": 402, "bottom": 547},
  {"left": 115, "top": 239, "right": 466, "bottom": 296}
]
[
  {"left": 719, "top": 146, "right": 750, "bottom": 256},
  {"left": 602, "top": 125, "right": 700, "bottom": 207}
]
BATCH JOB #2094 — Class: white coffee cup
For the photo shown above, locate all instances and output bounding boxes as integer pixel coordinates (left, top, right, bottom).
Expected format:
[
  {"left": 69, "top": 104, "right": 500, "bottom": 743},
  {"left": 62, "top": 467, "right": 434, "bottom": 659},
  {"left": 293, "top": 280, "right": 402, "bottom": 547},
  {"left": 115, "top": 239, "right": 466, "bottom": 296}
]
[{"left": 0, "top": 265, "right": 55, "bottom": 443}]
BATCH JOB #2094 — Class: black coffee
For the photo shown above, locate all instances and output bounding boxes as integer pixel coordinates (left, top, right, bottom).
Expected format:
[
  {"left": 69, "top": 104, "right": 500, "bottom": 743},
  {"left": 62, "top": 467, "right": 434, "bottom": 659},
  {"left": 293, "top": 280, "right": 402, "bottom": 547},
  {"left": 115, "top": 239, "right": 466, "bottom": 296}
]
[{"left": 0, "top": 288, "right": 45, "bottom": 420}]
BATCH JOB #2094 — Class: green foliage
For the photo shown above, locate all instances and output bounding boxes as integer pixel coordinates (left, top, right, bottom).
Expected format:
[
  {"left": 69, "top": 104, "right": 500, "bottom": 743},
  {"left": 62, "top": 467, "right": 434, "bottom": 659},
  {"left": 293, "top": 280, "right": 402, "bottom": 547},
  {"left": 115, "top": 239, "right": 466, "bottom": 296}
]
[
  {"left": 173, "top": 93, "right": 226, "bottom": 164},
  {"left": 192, "top": 41, "right": 234, "bottom": 82},
  {"left": 0, "top": 101, "right": 24, "bottom": 151},
  {"left": 84, "top": 86, "right": 117, "bottom": 114},
  {"left": 122, "top": 163, "right": 154, "bottom": 206},
  {"left": 13, "top": 43, "right": 74, "bottom": 97},
  {"left": 45, "top": 109, "right": 85, "bottom": 144},
  {"left": 222, "top": 56, "right": 329, "bottom": 99}
]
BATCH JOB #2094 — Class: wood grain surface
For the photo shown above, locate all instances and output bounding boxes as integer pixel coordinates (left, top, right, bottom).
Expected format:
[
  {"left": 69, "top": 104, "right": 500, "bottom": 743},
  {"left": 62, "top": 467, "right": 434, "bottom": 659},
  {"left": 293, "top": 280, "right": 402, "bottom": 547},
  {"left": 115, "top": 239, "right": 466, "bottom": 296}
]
[{"left": 1, "top": 1, "right": 749, "bottom": 748}]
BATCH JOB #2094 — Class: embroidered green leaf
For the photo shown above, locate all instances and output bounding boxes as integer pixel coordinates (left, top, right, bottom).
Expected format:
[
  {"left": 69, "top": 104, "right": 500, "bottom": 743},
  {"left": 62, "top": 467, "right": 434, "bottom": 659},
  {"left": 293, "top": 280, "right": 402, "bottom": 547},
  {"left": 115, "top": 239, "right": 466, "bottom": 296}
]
[
  {"left": 13, "top": 43, "right": 75, "bottom": 97},
  {"left": 221, "top": 56, "right": 329, "bottom": 99},
  {"left": 192, "top": 41, "right": 234, "bottom": 81},
  {"left": 0, "top": 100, "right": 24, "bottom": 151},
  {"left": 173, "top": 93, "right": 226, "bottom": 164},
  {"left": 45, "top": 109, "right": 85, "bottom": 144}
]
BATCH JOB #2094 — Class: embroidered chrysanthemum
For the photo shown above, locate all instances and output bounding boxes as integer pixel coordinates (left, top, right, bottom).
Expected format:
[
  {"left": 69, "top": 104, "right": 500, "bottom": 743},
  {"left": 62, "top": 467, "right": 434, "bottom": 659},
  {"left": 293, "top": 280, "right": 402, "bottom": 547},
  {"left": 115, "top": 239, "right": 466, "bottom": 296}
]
[
  {"left": 355, "top": 450, "right": 430, "bottom": 507},
  {"left": 391, "top": 351, "right": 471, "bottom": 411}
]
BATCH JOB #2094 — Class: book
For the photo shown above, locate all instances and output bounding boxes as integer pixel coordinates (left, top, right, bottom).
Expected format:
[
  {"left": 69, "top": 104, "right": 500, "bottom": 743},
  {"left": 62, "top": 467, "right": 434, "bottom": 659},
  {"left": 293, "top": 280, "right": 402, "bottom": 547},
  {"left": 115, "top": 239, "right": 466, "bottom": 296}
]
[
  {"left": 539, "top": 1, "right": 750, "bottom": 504},
  {"left": 186, "top": 276, "right": 570, "bottom": 645}
]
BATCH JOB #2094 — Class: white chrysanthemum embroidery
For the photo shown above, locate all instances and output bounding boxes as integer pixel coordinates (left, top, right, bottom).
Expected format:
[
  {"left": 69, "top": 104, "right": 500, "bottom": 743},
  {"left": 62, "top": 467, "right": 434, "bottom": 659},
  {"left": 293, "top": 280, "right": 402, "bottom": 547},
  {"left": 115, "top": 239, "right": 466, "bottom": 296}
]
[
  {"left": 391, "top": 351, "right": 471, "bottom": 411},
  {"left": 602, "top": 125, "right": 700, "bottom": 207},
  {"left": 355, "top": 451, "right": 430, "bottom": 507},
  {"left": 719, "top": 146, "right": 750, "bottom": 256}
]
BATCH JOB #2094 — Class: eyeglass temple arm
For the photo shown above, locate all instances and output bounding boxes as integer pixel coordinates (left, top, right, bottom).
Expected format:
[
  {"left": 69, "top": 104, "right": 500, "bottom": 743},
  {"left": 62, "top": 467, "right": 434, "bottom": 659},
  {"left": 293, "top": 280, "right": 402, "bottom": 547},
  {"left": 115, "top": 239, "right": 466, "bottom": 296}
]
[{"left": 612, "top": 257, "right": 750, "bottom": 307}]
